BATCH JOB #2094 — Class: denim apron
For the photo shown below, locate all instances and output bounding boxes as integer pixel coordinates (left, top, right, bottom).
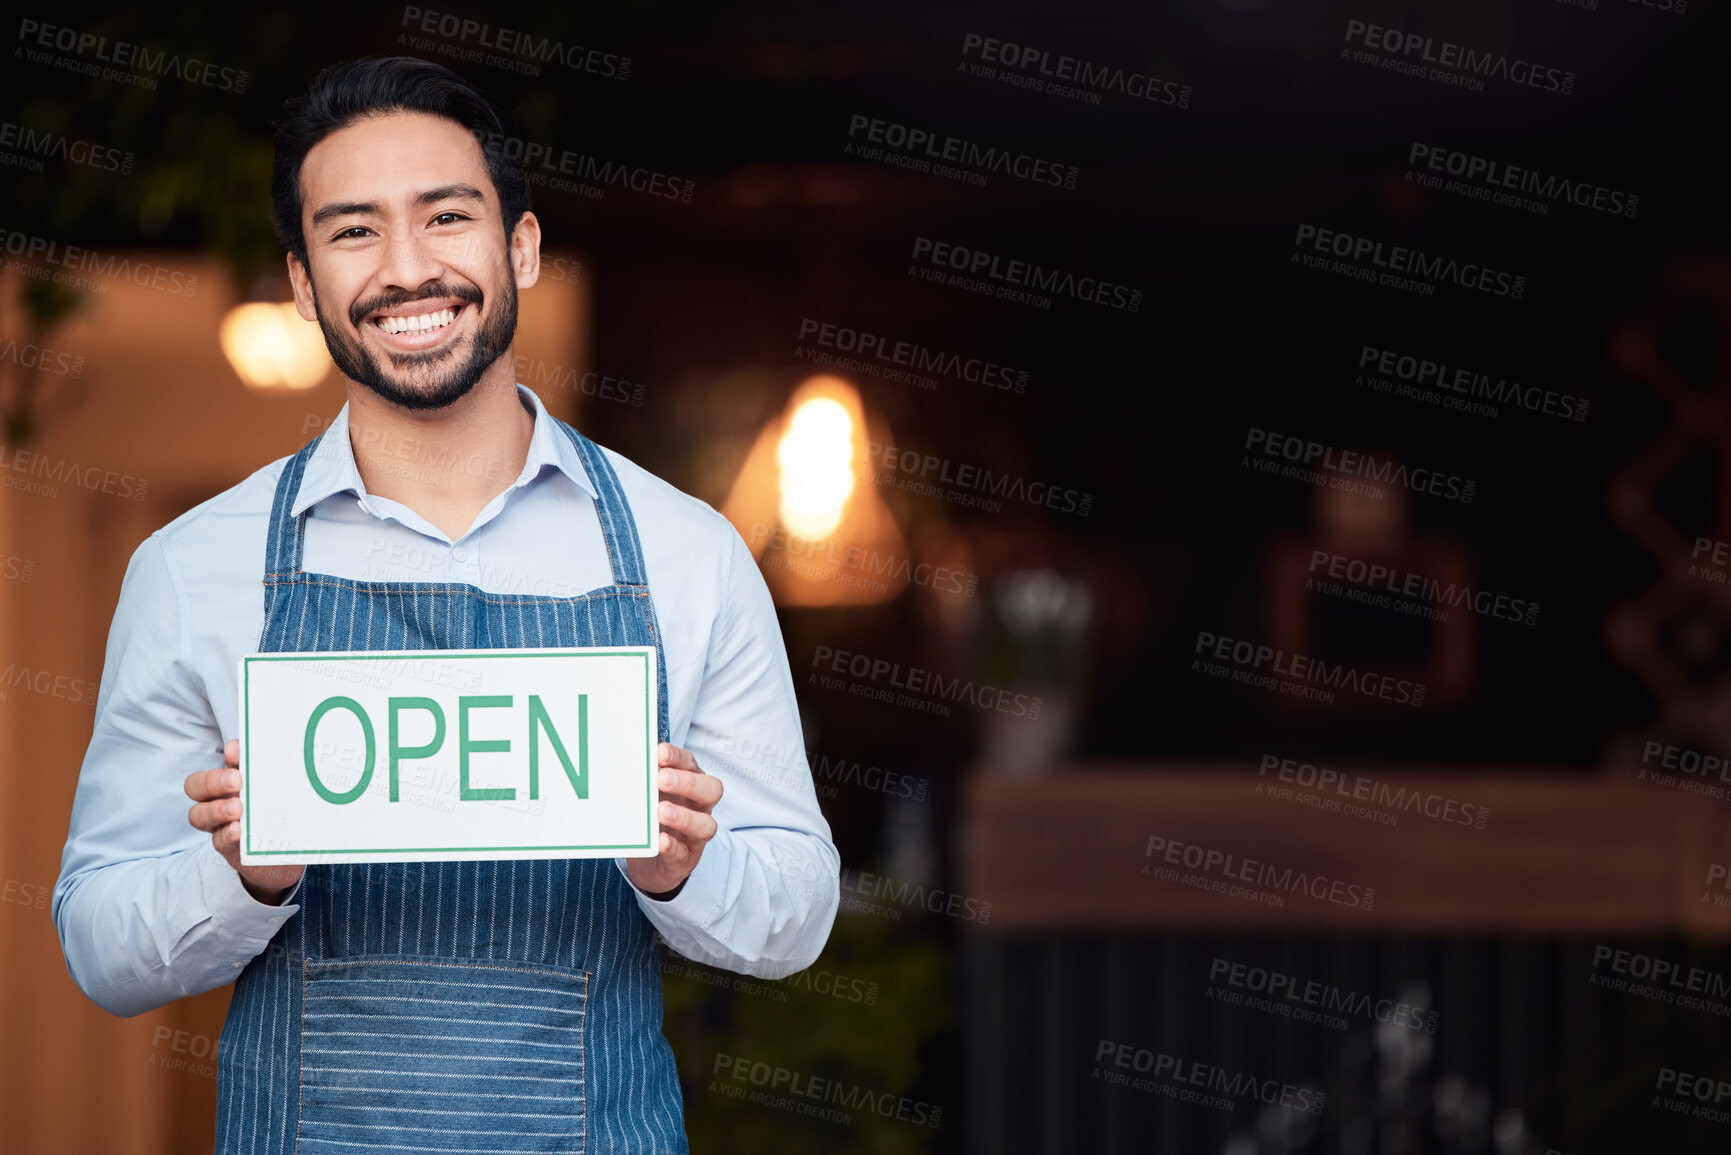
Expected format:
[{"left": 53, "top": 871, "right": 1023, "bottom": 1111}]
[{"left": 215, "top": 421, "right": 688, "bottom": 1154}]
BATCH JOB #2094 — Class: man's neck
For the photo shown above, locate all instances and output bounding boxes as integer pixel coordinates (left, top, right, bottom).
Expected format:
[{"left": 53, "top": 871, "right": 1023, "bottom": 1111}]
[{"left": 344, "top": 353, "right": 535, "bottom": 542}]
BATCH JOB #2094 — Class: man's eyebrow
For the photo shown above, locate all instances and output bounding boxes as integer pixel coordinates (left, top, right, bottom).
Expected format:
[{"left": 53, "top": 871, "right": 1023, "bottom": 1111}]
[
  {"left": 413, "top": 183, "right": 486, "bottom": 208},
  {"left": 308, "top": 185, "right": 486, "bottom": 231},
  {"left": 310, "top": 200, "right": 379, "bottom": 229}
]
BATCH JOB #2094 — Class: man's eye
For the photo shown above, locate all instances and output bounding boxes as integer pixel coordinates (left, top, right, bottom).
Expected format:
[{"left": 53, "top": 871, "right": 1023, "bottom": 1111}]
[
  {"left": 335, "top": 226, "right": 372, "bottom": 240},
  {"left": 431, "top": 212, "right": 469, "bottom": 226}
]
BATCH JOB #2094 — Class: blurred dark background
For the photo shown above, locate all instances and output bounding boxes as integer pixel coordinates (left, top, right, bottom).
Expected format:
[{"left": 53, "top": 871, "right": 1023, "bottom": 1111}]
[{"left": 3, "top": 1, "right": 1730, "bottom": 1152}]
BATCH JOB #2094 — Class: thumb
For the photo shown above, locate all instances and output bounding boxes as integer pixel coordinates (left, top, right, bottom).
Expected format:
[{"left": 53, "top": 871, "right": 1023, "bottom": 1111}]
[{"left": 224, "top": 738, "right": 240, "bottom": 769}]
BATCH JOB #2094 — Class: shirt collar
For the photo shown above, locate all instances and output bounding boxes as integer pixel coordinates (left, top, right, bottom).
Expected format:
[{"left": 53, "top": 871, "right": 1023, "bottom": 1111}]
[{"left": 292, "top": 383, "right": 597, "bottom": 517}]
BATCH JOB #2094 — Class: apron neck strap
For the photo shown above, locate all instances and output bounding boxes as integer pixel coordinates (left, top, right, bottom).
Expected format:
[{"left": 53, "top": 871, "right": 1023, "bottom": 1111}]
[
  {"left": 558, "top": 423, "right": 649, "bottom": 589},
  {"left": 264, "top": 433, "right": 322, "bottom": 578},
  {"left": 264, "top": 423, "right": 651, "bottom": 592}
]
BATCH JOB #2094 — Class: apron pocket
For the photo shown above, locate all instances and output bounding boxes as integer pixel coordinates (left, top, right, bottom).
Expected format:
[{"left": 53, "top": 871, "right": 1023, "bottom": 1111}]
[{"left": 298, "top": 956, "right": 588, "bottom": 1154}]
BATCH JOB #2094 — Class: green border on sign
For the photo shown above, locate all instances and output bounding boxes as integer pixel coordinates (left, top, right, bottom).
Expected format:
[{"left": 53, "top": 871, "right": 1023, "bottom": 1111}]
[{"left": 242, "top": 649, "right": 655, "bottom": 857}]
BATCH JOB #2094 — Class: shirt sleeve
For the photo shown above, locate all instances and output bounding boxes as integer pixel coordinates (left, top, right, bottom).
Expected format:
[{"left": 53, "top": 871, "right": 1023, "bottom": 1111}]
[
  {"left": 615, "top": 528, "right": 840, "bottom": 980},
  {"left": 51, "top": 533, "right": 302, "bottom": 1018}
]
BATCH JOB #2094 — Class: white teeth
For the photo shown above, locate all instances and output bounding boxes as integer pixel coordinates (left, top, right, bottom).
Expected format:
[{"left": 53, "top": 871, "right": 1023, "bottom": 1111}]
[{"left": 376, "top": 307, "right": 457, "bottom": 335}]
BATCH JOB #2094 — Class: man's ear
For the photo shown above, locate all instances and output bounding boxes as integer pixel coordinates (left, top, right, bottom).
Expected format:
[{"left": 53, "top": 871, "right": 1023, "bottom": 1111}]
[
  {"left": 287, "top": 253, "right": 317, "bottom": 322},
  {"left": 509, "top": 211, "right": 542, "bottom": 290}
]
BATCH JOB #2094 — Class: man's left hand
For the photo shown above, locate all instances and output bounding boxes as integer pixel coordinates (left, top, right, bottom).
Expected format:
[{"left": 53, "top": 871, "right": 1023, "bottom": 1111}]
[{"left": 627, "top": 743, "right": 723, "bottom": 897}]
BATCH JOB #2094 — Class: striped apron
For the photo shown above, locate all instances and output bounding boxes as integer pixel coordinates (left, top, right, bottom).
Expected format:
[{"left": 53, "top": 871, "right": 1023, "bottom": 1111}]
[{"left": 215, "top": 421, "right": 688, "bottom": 1153}]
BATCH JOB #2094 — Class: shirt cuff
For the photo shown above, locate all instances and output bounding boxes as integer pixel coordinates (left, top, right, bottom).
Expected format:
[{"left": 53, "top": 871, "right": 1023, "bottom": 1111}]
[
  {"left": 198, "top": 849, "right": 302, "bottom": 965},
  {"left": 616, "top": 829, "right": 729, "bottom": 929}
]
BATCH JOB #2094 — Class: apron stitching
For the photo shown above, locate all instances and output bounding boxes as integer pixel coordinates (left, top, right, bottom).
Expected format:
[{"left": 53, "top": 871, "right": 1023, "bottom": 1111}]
[
  {"left": 304, "top": 958, "right": 590, "bottom": 981},
  {"left": 579, "top": 970, "right": 591, "bottom": 1155},
  {"left": 261, "top": 575, "right": 650, "bottom": 606},
  {"left": 571, "top": 434, "right": 627, "bottom": 587},
  {"left": 294, "top": 958, "right": 307, "bottom": 1155}
]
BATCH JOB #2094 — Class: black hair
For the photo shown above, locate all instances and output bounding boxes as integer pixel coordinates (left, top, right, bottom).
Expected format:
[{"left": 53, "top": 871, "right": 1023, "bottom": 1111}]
[{"left": 269, "top": 55, "right": 530, "bottom": 267}]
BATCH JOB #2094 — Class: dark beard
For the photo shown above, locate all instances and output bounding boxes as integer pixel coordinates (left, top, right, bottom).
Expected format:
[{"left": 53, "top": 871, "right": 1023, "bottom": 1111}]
[{"left": 312, "top": 278, "right": 517, "bottom": 412}]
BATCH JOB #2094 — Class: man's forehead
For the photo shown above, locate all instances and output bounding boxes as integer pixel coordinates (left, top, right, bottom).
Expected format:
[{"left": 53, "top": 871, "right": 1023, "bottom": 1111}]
[{"left": 301, "top": 111, "right": 494, "bottom": 206}]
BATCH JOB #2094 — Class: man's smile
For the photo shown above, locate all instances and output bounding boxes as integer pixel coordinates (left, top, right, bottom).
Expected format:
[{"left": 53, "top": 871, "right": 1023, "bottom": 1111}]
[{"left": 365, "top": 299, "right": 471, "bottom": 351}]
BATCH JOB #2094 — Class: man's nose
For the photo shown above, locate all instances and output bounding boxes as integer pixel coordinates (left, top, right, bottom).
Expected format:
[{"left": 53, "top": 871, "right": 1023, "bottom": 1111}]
[{"left": 376, "top": 224, "right": 450, "bottom": 290}]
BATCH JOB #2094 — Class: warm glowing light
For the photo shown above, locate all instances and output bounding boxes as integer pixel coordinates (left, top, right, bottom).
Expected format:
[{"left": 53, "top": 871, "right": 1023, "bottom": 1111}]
[
  {"left": 720, "top": 375, "right": 907, "bottom": 607},
  {"left": 775, "top": 396, "right": 855, "bottom": 537},
  {"left": 220, "top": 302, "right": 331, "bottom": 390}
]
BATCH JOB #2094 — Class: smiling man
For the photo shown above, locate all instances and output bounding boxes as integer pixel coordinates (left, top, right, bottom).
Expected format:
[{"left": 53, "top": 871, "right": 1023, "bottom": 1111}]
[{"left": 52, "top": 56, "right": 839, "bottom": 1154}]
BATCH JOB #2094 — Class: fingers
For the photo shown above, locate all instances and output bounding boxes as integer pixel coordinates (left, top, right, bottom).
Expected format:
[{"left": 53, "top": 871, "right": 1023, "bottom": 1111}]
[
  {"left": 189, "top": 795, "right": 244, "bottom": 834},
  {"left": 657, "top": 742, "right": 699, "bottom": 772},
  {"left": 657, "top": 798, "right": 718, "bottom": 845},
  {"left": 184, "top": 766, "right": 242, "bottom": 802},
  {"left": 657, "top": 766, "right": 723, "bottom": 810}
]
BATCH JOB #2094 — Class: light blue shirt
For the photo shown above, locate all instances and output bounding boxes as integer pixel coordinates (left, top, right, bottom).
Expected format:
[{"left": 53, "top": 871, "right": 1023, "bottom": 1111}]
[{"left": 53, "top": 384, "right": 839, "bottom": 1017}]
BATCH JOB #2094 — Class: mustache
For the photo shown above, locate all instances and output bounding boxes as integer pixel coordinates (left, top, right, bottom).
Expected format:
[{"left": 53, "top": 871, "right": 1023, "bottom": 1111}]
[{"left": 349, "top": 282, "right": 484, "bottom": 328}]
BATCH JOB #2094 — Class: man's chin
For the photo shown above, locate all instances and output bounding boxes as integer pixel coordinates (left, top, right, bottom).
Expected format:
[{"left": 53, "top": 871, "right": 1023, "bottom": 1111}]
[{"left": 356, "top": 372, "right": 481, "bottom": 412}]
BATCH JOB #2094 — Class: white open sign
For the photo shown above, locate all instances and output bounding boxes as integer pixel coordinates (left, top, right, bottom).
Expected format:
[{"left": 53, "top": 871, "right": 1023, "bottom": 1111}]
[{"left": 237, "top": 647, "right": 659, "bottom": 864}]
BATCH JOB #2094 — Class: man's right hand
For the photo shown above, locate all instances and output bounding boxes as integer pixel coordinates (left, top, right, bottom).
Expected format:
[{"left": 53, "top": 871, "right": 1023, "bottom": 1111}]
[{"left": 185, "top": 738, "right": 306, "bottom": 905}]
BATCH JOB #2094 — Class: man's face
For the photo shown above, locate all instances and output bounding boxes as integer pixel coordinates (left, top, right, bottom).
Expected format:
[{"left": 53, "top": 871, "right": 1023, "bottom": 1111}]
[{"left": 288, "top": 110, "right": 538, "bottom": 411}]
